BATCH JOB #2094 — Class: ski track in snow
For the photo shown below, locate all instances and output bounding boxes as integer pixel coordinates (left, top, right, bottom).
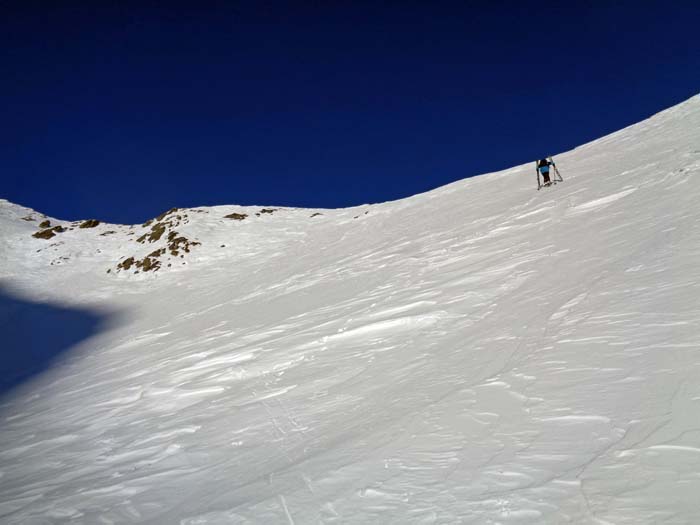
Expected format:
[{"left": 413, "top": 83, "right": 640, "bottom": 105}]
[{"left": 1, "top": 95, "right": 700, "bottom": 523}]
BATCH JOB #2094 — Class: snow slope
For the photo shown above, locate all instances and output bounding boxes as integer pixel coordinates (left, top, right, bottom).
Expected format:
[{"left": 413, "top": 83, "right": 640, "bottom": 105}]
[{"left": 1, "top": 95, "right": 700, "bottom": 524}]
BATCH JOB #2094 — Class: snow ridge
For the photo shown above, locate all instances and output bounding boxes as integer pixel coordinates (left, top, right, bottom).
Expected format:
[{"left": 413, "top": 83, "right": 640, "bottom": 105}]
[{"left": 1, "top": 95, "right": 700, "bottom": 523}]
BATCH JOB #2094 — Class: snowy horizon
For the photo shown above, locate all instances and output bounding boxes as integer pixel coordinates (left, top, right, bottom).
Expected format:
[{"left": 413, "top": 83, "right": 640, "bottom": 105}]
[{"left": 2, "top": 94, "right": 700, "bottom": 523}]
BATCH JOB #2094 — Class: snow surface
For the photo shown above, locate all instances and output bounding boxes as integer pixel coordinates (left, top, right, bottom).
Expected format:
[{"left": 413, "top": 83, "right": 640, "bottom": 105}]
[{"left": 1, "top": 95, "right": 700, "bottom": 524}]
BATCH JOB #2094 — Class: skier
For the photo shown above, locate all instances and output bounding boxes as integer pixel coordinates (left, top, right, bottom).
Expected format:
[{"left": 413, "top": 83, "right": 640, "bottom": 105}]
[
  {"left": 536, "top": 157, "right": 554, "bottom": 186},
  {"left": 536, "top": 157, "right": 562, "bottom": 189}
]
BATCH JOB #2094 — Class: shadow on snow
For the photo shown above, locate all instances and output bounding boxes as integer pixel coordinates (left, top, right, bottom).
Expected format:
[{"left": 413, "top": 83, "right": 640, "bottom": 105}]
[{"left": 0, "top": 284, "right": 113, "bottom": 398}]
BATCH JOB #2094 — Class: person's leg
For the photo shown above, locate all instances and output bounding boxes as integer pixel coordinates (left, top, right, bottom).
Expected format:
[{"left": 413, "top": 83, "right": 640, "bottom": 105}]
[{"left": 542, "top": 169, "right": 550, "bottom": 184}]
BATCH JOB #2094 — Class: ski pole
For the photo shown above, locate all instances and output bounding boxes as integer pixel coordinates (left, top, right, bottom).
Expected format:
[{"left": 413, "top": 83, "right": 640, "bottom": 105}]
[
  {"left": 549, "top": 157, "right": 564, "bottom": 182},
  {"left": 554, "top": 166, "right": 563, "bottom": 182}
]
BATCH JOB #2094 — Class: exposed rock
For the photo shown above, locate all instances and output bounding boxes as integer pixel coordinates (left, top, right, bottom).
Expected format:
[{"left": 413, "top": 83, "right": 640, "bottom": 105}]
[
  {"left": 167, "top": 232, "right": 200, "bottom": 256},
  {"left": 79, "top": 219, "right": 100, "bottom": 229},
  {"left": 110, "top": 207, "right": 201, "bottom": 274},
  {"left": 225, "top": 213, "right": 248, "bottom": 221},
  {"left": 138, "top": 222, "right": 167, "bottom": 243},
  {"left": 116, "top": 252, "right": 163, "bottom": 273},
  {"left": 33, "top": 226, "right": 66, "bottom": 239},
  {"left": 117, "top": 257, "right": 135, "bottom": 270},
  {"left": 156, "top": 207, "right": 180, "bottom": 222},
  {"left": 34, "top": 229, "right": 56, "bottom": 240},
  {"left": 39, "top": 220, "right": 51, "bottom": 228},
  {"left": 139, "top": 256, "right": 160, "bottom": 272}
]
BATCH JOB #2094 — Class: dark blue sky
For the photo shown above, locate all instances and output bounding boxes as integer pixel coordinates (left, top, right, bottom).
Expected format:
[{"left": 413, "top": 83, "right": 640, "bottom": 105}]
[{"left": 2, "top": 2, "right": 699, "bottom": 224}]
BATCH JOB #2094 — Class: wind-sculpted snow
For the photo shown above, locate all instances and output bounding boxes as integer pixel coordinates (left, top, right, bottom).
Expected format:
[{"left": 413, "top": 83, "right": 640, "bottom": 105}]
[{"left": 1, "top": 95, "right": 700, "bottom": 523}]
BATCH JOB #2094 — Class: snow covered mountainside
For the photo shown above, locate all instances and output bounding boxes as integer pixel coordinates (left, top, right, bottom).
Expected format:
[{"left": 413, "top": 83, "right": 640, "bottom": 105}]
[{"left": 2, "top": 95, "right": 700, "bottom": 524}]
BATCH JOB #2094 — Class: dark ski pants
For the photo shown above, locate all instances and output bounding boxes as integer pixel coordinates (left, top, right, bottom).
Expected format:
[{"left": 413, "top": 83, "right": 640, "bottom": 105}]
[{"left": 540, "top": 170, "right": 551, "bottom": 184}]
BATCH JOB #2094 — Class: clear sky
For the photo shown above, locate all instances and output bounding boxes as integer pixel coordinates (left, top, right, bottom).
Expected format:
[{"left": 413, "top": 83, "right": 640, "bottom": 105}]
[{"left": 2, "top": 1, "right": 699, "bottom": 224}]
